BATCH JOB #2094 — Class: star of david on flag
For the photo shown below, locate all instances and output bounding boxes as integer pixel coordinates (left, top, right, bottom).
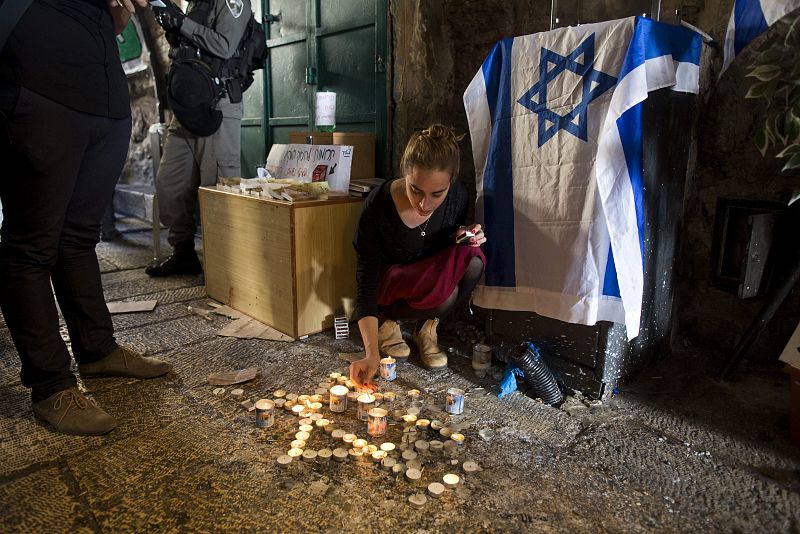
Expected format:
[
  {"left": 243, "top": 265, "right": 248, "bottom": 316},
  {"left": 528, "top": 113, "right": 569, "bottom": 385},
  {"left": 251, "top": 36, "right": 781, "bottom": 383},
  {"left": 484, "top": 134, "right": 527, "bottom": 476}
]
[
  {"left": 517, "top": 33, "right": 617, "bottom": 147},
  {"left": 464, "top": 17, "right": 701, "bottom": 340}
]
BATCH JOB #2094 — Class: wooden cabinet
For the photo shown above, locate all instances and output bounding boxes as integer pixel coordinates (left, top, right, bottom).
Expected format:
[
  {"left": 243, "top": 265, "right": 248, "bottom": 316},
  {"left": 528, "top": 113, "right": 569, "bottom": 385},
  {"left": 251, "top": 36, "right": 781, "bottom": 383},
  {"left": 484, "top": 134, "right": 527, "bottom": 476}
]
[{"left": 199, "top": 187, "right": 363, "bottom": 338}]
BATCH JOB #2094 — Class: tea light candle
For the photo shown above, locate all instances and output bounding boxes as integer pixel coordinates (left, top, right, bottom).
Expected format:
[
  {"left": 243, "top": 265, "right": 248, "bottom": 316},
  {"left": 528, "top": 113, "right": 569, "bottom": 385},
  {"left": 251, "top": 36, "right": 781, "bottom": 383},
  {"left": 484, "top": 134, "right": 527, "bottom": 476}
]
[
  {"left": 463, "top": 460, "right": 480, "bottom": 474},
  {"left": 331, "top": 429, "right": 346, "bottom": 440},
  {"left": 371, "top": 450, "right": 387, "bottom": 463},
  {"left": 291, "top": 404, "right": 304, "bottom": 416},
  {"left": 439, "top": 427, "right": 454, "bottom": 438},
  {"left": 352, "top": 438, "right": 368, "bottom": 449},
  {"left": 415, "top": 419, "right": 430, "bottom": 430},
  {"left": 302, "top": 449, "right": 317, "bottom": 462},
  {"left": 402, "top": 414, "right": 417, "bottom": 426},
  {"left": 427, "top": 482, "right": 445, "bottom": 498},
  {"left": 295, "top": 431, "right": 310, "bottom": 441},
  {"left": 405, "top": 467, "right": 422, "bottom": 483},
  {"left": 348, "top": 448, "right": 364, "bottom": 461},
  {"left": 392, "top": 462, "right": 406, "bottom": 475},
  {"left": 333, "top": 448, "right": 348, "bottom": 462},
  {"left": 310, "top": 394, "right": 324, "bottom": 403},
  {"left": 345, "top": 379, "right": 356, "bottom": 389},
  {"left": 357, "top": 393, "right": 376, "bottom": 421},
  {"left": 298, "top": 424, "right": 314, "bottom": 433},
  {"left": 297, "top": 394, "right": 310, "bottom": 404},
  {"left": 287, "top": 447, "right": 303, "bottom": 458},
  {"left": 299, "top": 410, "right": 313, "bottom": 419},
  {"left": 382, "top": 456, "right": 397, "bottom": 471},
  {"left": 316, "top": 418, "right": 330, "bottom": 429},
  {"left": 317, "top": 448, "right": 333, "bottom": 461},
  {"left": 230, "top": 388, "right": 244, "bottom": 398},
  {"left": 365, "top": 444, "right": 378, "bottom": 455},
  {"left": 324, "top": 424, "right": 336, "bottom": 435},
  {"left": 373, "top": 392, "right": 384, "bottom": 401},
  {"left": 383, "top": 392, "right": 396, "bottom": 402},
  {"left": 408, "top": 493, "right": 427, "bottom": 509},
  {"left": 414, "top": 440, "right": 430, "bottom": 453},
  {"left": 336, "top": 375, "right": 348, "bottom": 385},
  {"left": 393, "top": 409, "right": 406, "bottom": 422},
  {"left": 298, "top": 416, "right": 312, "bottom": 425},
  {"left": 310, "top": 413, "right": 323, "bottom": 421},
  {"left": 407, "top": 389, "right": 421, "bottom": 399},
  {"left": 284, "top": 400, "right": 296, "bottom": 411},
  {"left": 308, "top": 402, "right": 323, "bottom": 413},
  {"left": 276, "top": 454, "right": 292, "bottom": 466},
  {"left": 402, "top": 449, "right": 418, "bottom": 461},
  {"left": 329, "top": 385, "right": 349, "bottom": 413},
  {"left": 273, "top": 390, "right": 286, "bottom": 398},
  {"left": 443, "top": 473, "right": 460, "bottom": 488},
  {"left": 406, "top": 406, "right": 421, "bottom": 416},
  {"left": 406, "top": 459, "right": 422, "bottom": 471},
  {"left": 450, "top": 433, "right": 465, "bottom": 445},
  {"left": 380, "top": 442, "right": 396, "bottom": 453},
  {"left": 342, "top": 433, "right": 357, "bottom": 445},
  {"left": 273, "top": 398, "right": 286, "bottom": 409},
  {"left": 212, "top": 388, "right": 225, "bottom": 396},
  {"left": 285, "top": 393, "right": 298, "bottom": 402},
  {"left": 346, "top": 391, "right": 359, "bottom": 404},
  {"left": 290, "top": 439, "right": 306, "bottom": 450},
  {"left": 430, "top": 420, "right": 443, "bottom": 431},
  {"left": 329, "top": 372, "right": 342, "bottom": 380},
  {"left": 429, "top": 440, "right": 444, "bottom": 452}
]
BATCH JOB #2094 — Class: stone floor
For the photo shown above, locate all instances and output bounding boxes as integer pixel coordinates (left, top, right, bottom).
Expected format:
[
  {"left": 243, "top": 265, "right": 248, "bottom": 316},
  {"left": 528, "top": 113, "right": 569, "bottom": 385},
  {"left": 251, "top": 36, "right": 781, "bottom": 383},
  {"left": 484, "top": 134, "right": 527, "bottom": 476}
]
[{"left": 1, "top": 219, "right": 798, "bottom": 533}]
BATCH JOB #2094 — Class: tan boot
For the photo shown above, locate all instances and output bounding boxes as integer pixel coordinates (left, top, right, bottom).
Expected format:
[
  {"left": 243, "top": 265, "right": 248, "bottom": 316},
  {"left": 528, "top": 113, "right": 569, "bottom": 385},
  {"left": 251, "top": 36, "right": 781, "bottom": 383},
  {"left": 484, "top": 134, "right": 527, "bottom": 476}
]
[
  {"left": 378, "top": 319, "right": 410, "bottom": 359},
  {"left": 412, "top": 319, "right": 447, "bottom": 369}
]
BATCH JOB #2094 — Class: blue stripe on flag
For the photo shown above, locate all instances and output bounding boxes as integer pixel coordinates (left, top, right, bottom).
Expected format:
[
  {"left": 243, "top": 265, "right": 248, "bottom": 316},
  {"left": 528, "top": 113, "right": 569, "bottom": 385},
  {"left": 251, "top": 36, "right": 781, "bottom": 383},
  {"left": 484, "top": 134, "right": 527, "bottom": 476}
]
[
  {"left": 734, "top": 0, "right": 768, "bottom": 54},
  {"left": 602, "top": 245, "right": 621, "bottom": 298},
  {"left": 618, "top": 17, "right": 701, "bottom": 81},
  {"left": 615, "top": 103, "right": 646, "bottom": 263},
  {"left": 481, "top": 38, "right": 516, "bottom": 287}
]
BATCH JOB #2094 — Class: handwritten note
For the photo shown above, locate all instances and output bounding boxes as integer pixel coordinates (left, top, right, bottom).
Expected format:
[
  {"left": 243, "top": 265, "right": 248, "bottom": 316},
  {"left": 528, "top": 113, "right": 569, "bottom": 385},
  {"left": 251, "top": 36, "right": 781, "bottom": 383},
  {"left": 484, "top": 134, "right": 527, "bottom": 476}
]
[{"left": 265, "top": 143, "right": 353, "bottom": 192}]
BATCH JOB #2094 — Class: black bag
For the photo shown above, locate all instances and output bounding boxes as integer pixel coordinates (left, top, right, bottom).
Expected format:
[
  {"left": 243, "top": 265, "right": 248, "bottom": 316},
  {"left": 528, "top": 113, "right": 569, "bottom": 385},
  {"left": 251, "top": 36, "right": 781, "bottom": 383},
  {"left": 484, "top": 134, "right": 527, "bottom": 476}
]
[
  {"left": 229, "top": 14, "right": 268, "bottom": 93},
  {"left": 167, "top": 58, "right": 225, "bottom": 136}
]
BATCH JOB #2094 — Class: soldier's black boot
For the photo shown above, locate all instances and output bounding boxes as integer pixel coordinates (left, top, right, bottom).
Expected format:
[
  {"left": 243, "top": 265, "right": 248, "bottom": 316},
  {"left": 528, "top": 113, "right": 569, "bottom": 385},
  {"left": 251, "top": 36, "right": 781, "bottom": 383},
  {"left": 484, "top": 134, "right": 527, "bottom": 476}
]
[{"left": 145, "top": 241, "right": 202, "bottom": 277}]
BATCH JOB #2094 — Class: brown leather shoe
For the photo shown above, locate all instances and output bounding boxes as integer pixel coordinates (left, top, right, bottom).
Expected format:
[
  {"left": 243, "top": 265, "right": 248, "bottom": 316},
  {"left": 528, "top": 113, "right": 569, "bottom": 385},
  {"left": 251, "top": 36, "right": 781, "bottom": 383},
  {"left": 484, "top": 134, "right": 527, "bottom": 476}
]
[
  {"left": 412, "top": 319, "right": 447, "bottom": 369},
  {"left": 378, "top": 319, "right": 411, "bottom": 359},
  {"left": 32, "top": 388, "right": 117, "bottom": 436},
  {"left": 79, "top": 346, "right": 172, "bottom": 379}
]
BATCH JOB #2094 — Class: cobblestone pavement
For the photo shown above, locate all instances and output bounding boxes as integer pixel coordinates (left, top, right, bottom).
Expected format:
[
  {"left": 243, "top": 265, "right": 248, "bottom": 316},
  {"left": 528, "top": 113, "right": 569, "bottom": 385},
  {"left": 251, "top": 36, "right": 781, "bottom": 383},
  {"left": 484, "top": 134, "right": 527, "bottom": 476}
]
[{"left": 1, "top": 220, "right": 798, "bottom": 533}]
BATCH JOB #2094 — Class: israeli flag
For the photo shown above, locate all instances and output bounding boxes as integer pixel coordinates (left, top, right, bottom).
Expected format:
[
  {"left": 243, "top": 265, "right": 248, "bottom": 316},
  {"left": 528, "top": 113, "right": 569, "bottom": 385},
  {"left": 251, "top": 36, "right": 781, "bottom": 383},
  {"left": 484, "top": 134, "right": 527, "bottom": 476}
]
[
  {"left": 464, "top": 17, "right": 701, "bottom": 340},
  {"left": 721, "top": 0, "right": 800, "bottom": 75}
]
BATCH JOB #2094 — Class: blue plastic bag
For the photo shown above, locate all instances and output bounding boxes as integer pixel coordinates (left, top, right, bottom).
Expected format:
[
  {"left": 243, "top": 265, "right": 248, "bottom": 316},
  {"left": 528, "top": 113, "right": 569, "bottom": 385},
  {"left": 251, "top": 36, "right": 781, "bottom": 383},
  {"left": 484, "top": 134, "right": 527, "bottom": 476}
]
[{"left": 497, "top": 362, "right": 525, "bottom": 398}]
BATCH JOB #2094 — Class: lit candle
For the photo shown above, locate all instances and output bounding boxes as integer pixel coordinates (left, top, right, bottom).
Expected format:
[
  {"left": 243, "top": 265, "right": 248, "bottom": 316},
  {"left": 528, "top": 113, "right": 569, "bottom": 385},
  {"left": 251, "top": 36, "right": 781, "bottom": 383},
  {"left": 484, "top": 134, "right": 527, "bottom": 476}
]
[
  {"left": 383, "top": 391, "right": 396, "bottom": 402},
  {"left": 297, "top": 394, "right": 310, "bottom": 404},
  {"left": 291, "top": 404, "right": 304, "bottom": 416},
  {"left": 329, "top": 385, "right": 349, "bottom": 413},
  {"left": 290, "top": 439, "right": 306, "bottom": 449},
  {"left": 284, "top": 400, "right": 296, "bottom": 411},
  {"left": 310, "top": 413, "right": 323, "bottom": 421},
  {"left": 273, "top": 398, "right": 286, "bottom": 409},
  {"left": 285, "top": 393, "right": 298, "bottom": 402},
  {"left": 273, "top": 390, "right": 286, "bottom": 398},
  {"left": 308, "top": 402, "right": 323, "bottom": 413},
  {"left": 324, "top": 423, "right": 336, "bottom": 435},
  {"left": 329, "top": 372, "right": 342, "bottom": 380},
  {"left": 402, "top": 414, "right": 417, "bottom": 427},
  {"left": 352, "top": 438, "right": 368, "bottom": 449},
  {"left": 342, "top": 433, "right": 357, "bottom": 444},
  {"left": 348, "top": 448, "right": 364, "bottom": 461},
  {"left": 415, "top": 419, "right": 430, "bottom": 430},
  {"left": 430, "top": 420, "right": 443, "bottom": 431},
  {"left": 380, "top": 442, "right": 396, "bottom": 453},
  {"left": 365, "top": 444, "right": 378, "bottom": 455},
  {"left": 371, "top": 450, "right": 387, "bottom": 462},
  {"left": 450, "top": 433, "right": 465, "bottom": 445},
  {"left": 407, "top": 389, "right": 421, "bottom": 399},
  {"left": 287, "top": 447, "right": 303, "bottom": 458},
  {"left": 298, "top": 424, "right": 314, "bottom": 433},
  {"left": 368, "top": 408, "right": 388, "bottom": 437},
  {"left": 345, "top": 379, "right": 356, "bottom": 389},
  {"left": 373, "top": 392, "right": 384, "bottom": 401},
  {"left": 299, "top": 418, "right": 313, "bottom": 426},
  {"left": 299, "top": 410, "right": 313, "bottom": 419},
  {"left": 379, "top": 357, "right": 397, "bottom": 381},
  {"left": 443, "top": 473, "right": 460, "bottom": 488},
  {"left": 357, "top": 393, "right": 376, "bottom": 421},
  {"left": 295, "top": 431, "right": 310, "bottom": 441},
  {"left": 316, "top": 418, "right": 330, "bottom": 429},
  {"left": 336, "top": 375, "right": 348, "bottom": 385},
  {"left": 310, "top": 394, "right": 323, "bottom": 403}
]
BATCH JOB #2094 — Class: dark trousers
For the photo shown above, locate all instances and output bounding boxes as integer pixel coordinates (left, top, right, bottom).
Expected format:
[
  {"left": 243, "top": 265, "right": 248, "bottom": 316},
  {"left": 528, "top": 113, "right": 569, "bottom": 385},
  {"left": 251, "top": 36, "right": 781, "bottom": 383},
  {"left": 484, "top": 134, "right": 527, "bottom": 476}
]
[{"left": 0, "top": 86, "right": 131, "bottom": 401}]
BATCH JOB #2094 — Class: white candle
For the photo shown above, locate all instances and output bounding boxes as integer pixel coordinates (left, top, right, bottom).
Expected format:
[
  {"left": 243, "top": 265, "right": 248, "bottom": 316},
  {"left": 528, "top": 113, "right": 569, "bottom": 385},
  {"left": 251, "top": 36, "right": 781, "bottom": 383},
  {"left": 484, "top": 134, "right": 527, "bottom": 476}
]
[
  {"left": 408, "top": 493, "right": 427, "bottom": 509},
  {"left": 331, "top": 429, "right": 346, "bottom": 440},
  {"left": 310, "top": 413, "right": 323, "bottom": 421},
  {"left": 406, "top": 458, "right": 422, "bottom": 471},
  {"left": 298, "top": 418, "right": 313, "bottom": 426},
  {"left": 415, "top": 419, "right": 430, "bottom": 430},
  {"left": 276, "top": 454, "right": 292, "bottom": 466},
  {"left": 430, "top": 420, "right": 443, "bottom": 431},
  {"left": 329, "top": 385, "right": 349, "bottom": 413},
  {"left": 291, "top": 404, "right": 304, "bottom": 416},
  {"left": 287, "top": 447, "right": 303, "bottom": 458},
  {"left": 329, "top": 372, "right": 342, "bottom": 380},
  {"left": 443, "top": 473, "right": 460, "bottom": 488},
  {"left": 342, "top": 433, "right": 357, "bottom": 444},
  {"left": 357, "top": 393, "right": 376, "bottom": 422},
  {"left": 352, "top": 438, "right": 368, "bottom": 449},
  {"left": 295, "top": 431, "right": 310, "bottom": 441},
  {"left": 439, "top": 427, "right": 454, "bottom": 438},
  {"left": 332, "top": 447, "right": 348, "bottom": 462},
  {"left": 371, "top": 450, "right": 387, "bottom": 462},
  {"left": 405, "top": 467, "right": 422, "bottom": 483},
  {"left": 273, "top": 390, "right": 286, "bottom": 398},
  {"left": 381, "top": 456, "right": 396, "bottom": 471},
  {"left": 308, "top": 402, "right": 323, "bottom": 413},
  {"left": 383, "top": 391, "right": 396, "bottom": 402},
  {"left": 290, "top": 439, "right": 305, "bottom": 449},
  {"left": 316, "top": 418, "right": 330, "bottom": 428},
  {"left": 429, "top": 440, "right": 444, "bottom": 452},
  {"left": 402, "top": 449, "right": 418, "bottom": 461},
  {"left": 450, "top": 433, "right": 465, "bottom": 445},
  {"left": 462, "top": 460, "right": 480, "bottom": 474},
  {"left": 317, "top": 448, "right": 332, "bottom": 461},
  {"left": 302, "top": 449, "right": 317, "bottom": 462},
  {"left": 414, "top": 440, "right": 430, "bottom": 453},
  {"left": 285, "top": 393, "right": 298, "bottom": 402},
  {"left": 348, "top": 448, "right": 364, "bottom": 461},
  {"left": 380, "top": 442, "right": 396, "bottom": 453},
  {"left": 427, "top": 482, "right": 445, "bottom": 498}
]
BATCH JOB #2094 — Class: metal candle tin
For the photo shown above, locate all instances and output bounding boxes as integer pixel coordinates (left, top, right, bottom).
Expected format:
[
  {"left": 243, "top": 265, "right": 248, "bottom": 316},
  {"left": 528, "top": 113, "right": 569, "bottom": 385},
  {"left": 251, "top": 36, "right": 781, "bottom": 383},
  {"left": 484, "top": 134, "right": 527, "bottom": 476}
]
[
  {"left": 379, "top": 357, "right": 397, "bottom": 381},
  {"left": 255, "top": 399, "right": 275, "bottom": 428},
  {"left": 357, "top": 393, "right": 376, "bottom": 421},
  {"left": 368, "top": 408, "right": 388, "bottom": 437},
  {"left": 329, "top": 385, "right": 349, "bottom": 413},
  {"left": 445, "top": 387, "right": 465, "bottom": 415}
]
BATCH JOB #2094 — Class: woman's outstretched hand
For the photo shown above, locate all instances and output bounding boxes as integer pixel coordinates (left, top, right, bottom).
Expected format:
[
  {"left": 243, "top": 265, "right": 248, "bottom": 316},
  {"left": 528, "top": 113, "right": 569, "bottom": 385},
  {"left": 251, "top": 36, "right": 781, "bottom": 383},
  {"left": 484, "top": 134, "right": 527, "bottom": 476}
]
[
  {"left": 455, "top": 224, "right": 487, "bottom": 247},
  {"left": 350, "top": 355, "right": 379, "bottom": 390}
]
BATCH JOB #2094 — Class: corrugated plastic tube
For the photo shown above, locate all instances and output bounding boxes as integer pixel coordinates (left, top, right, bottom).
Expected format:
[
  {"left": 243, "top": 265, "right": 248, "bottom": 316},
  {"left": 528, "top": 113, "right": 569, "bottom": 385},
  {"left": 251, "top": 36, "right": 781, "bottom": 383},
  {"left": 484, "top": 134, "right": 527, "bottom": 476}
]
[{"left": 514, "top": 342, "right": 563, "bottom": 406}]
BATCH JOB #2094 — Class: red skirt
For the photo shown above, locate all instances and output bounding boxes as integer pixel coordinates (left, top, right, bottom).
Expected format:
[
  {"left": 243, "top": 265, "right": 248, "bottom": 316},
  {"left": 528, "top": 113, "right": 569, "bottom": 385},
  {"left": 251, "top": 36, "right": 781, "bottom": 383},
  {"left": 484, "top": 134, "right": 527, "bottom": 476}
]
[{"left": 377, "top": 244, "right": 486, "bottom": 310}]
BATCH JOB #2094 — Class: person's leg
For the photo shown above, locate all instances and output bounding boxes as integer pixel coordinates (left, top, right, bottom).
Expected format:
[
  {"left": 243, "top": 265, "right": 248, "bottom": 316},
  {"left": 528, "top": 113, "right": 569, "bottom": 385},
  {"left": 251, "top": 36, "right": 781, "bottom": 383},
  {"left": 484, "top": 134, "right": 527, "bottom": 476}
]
[
  {"left": 145, "top": 121, "right": 202, "bottom": 276},
  {"left": 0, "top": 86, "right": 88, "bottom": 400}
]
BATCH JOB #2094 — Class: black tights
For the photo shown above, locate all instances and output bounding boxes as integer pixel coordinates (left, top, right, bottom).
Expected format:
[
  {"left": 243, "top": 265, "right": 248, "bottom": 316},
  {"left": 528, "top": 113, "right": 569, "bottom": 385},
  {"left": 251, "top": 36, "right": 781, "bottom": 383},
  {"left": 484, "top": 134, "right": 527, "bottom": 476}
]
[{"left": 379, "top": 255, "right": 484, "bottom": 326}]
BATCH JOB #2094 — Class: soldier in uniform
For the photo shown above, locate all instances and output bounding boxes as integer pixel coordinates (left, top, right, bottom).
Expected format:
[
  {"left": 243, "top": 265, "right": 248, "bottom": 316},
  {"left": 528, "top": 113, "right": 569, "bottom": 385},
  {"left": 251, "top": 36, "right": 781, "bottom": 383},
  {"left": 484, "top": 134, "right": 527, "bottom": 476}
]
[{"left": 147, "top": 0, "right": 251, "bottom": 276}]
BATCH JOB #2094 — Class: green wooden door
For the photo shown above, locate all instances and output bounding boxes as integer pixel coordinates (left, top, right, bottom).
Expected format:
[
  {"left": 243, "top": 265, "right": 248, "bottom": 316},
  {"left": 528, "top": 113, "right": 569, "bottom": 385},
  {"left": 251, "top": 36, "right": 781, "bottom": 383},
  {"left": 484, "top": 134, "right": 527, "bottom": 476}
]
[{"left": 239, "top": 0, "right": 387, "bottom": 178}]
